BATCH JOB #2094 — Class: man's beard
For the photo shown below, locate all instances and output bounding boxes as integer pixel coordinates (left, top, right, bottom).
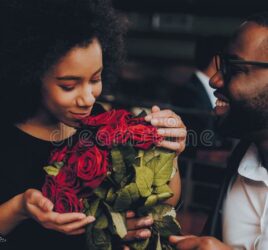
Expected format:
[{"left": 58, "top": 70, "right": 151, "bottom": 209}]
[{"left": 215, "top": 99, "right": 268, "bottom": 139}]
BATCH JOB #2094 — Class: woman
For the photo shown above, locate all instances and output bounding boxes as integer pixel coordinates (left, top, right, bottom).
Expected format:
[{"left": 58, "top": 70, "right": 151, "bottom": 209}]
[{"left": 0, "top": 0, "right": 186, "bottom": 249}]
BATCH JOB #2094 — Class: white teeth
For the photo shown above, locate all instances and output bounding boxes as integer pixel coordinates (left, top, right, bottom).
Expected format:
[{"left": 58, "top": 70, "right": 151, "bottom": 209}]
[{"left": 216, "top": 99, "right": 230, "bottom": 107}]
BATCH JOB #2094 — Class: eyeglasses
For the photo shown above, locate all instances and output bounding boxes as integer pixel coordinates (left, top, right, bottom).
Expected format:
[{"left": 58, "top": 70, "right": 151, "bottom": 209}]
[{"left": 215, "top": 53, "right": 268, "bottom": 80}]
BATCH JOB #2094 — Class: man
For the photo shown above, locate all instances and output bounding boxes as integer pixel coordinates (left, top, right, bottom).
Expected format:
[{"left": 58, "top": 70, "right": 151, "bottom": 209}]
[{"left": 169, "top": 12, "right": 268, "bottom": 250}]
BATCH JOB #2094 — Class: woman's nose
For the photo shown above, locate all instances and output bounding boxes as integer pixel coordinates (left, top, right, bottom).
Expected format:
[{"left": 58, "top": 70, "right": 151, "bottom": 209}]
[
  {"left": 209, "top": 70, "right": 225, "bottom": 89},
  {"left": 76, "top": 85, "right": 96, "bottom": 108}
]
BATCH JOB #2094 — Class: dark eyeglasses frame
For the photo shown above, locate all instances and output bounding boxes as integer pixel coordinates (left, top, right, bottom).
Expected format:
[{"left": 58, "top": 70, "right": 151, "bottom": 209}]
[{"left": 215, "top": 53, "right": 268, "bottom": 78}]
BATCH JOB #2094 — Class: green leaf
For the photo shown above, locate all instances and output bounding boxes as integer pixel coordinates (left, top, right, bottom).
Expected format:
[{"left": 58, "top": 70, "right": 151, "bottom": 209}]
[
  {"left": 119, "top": 144, "right": 137, "bottom": 168},
  {"left": 150, "top": 204, "right": 175, "bottom": 221},
  {"left": 92, "top": 228, "right": 112, "bottom": 250},
  {"left": 143, "top": 147, "right": 160, "bottom": 164},
  {"left": 157, "top": 192, "right": 173, "bottom": 201},
  {"left": 110, "top": 212, "right": 127, "bottom": 239},
  {"left": 85, "top": 223, "right": 98, "bottom": 250},
  {"left": 128, "top": 238, "right": 150, "bottom": 250},
  {"left": 85, "top": 198, "right": 100, "bottom": 217},
  {"left": 93, "top": 186, "right": 107, "bottom": 199},
  {"left": 111, "top": 148, "right": 126, "bottom": 185},
  {"left": 95, "top": 213, "right": 109, "bottom": 229},
  {"left": 147, "top": 149, "right": 175, "bottom": 186},
  {"left": 154, "top": 216, "right": 181, "bottom": 238},
  {"left": 154, "top": 184, "right": 173, "bottom": 195},
  {"left": 156, "top": 233, "right": 162, "bottom": 250},
  {"left": 113, "top": 182, "right": 141, "bottom": 211},
  {"left": 135, "top": 166, "right": 154, "bottom": 197},
  {"left": 125, "top": 183, "right": 140, "bottom": 203},
  {"left": 113, "top": 188, "right": 132, "bottom": 212},
  {"left": 106, "top": 187, "right": 116, "bottom": 203},
  {"left": 43, "top": 165, "right": 60, "bottom": 176},
  {"left": 144, "top": 194, "right": 158, "bottom": 207},
  {"left": 53, "top": 161, "right": 64, "bottom": 169}
]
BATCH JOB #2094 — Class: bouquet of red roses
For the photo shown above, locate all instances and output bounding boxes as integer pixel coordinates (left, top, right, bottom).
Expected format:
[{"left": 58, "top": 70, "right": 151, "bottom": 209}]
[{"left": 42, "top": 109, "right": 181, "bottom": 249}]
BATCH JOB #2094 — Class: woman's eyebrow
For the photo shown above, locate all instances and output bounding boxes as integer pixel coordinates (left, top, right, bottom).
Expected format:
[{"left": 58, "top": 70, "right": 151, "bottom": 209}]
[
  {"left": 56, "top": 67, "right": 103, "bottom": 81},
  {"left": 56, "top": 76, "right": 81, "bottom": 81}
]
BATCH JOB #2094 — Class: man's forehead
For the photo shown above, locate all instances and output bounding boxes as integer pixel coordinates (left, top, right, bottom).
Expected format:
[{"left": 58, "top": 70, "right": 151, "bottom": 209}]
[{"left": 229, "top": 22, "right": 268, "bottom": 60}]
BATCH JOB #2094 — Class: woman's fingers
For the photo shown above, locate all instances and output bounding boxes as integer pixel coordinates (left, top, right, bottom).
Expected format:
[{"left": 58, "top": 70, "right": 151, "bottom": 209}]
[
  {"left": 56, "top": 215, "right": 95, "bottom": 234},
  {"left": 49, "top": 212, "right": 89, "bottom": 225}
]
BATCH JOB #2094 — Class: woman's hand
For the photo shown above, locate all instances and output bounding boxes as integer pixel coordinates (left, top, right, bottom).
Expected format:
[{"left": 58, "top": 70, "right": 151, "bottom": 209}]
[
  {"left": 145, "top": 106, "right": 187, "bottom": 155},
  {"left": 22, "top": 189, "right": 95, "bottom": 235}
]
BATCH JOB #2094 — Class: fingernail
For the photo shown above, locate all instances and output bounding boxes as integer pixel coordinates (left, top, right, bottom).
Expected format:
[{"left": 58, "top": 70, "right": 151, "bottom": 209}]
[
  {"left": 139, "top": 230, "right": 150, "bottom": 238},
  {"left": 144, "top": 218, "right": 153, "bottom": 226},
  {"left": 87, "top": 216, "right": 95, "bottom": 222}
]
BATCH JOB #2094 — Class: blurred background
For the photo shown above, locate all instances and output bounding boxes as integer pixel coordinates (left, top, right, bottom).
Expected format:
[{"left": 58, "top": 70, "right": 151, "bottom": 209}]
[{"left": 98, "top": 0, "right": 268, "bottom": 235}]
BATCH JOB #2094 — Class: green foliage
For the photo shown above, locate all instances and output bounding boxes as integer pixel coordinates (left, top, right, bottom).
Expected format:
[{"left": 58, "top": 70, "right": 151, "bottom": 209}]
[{"left": 85, "top": 148, "right": 181, "bottom": 249}]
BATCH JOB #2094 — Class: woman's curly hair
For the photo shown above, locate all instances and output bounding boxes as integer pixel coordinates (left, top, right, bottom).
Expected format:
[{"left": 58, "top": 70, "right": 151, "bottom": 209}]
[{"left": 0, "top": 0, "right": 126, "bottom": 124}]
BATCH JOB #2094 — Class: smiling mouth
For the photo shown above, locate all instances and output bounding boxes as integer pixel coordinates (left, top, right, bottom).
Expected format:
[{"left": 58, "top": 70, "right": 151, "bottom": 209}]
[
  {"left": 215, "top": 99, "right": 230, "bottom": 107},
  {"left": 214, "top": 92, "right": 230, "bottom": 115}
]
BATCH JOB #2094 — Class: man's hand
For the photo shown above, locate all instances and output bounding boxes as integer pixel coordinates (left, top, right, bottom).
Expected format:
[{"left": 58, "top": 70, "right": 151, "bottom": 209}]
[
  {"left": 169, "top": 235, "right": 232, "bottom": 250},
  {"left": 122, "top": 211, "right": 153, "bottom": 249},
  {"left": 145, "top": 106, "right": 186, "bottom": 155},
  {"left": 22, "top": 189, "right": 95, "bottom": 235}
]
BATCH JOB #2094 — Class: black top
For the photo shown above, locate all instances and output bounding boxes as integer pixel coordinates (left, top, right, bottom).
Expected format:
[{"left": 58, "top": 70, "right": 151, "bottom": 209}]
[{"left": 0, "top": 103, "right": 105, "bottom": 250}]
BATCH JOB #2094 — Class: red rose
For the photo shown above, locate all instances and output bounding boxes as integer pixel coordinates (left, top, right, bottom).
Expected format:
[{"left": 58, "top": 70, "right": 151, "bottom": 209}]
[
  {"left": 82, "top": 109, "right": 130, "bottom": 127},
  {"left": 42, "top": 175, "right": 57, "bottom": 203},
  {"left": 49, "top": 146, "right": 68, "bottom": 164},
  {"left": 128, "top": 124, "right": 162, "bottom": 149},
  {"left": 55, "top": 167, "right": 82, "bottom": 194},
  {"left": 96, "top": 123, "right": 129, "bottom": 147},
  {"left": 127, "top": 117, "right": 147, "bottom": 126},
  {"left": 76, "top": 146, "right": 108, "bottom": 189},
  {"left": 54, "top": 187, "right": 84, "bottom": 213}
]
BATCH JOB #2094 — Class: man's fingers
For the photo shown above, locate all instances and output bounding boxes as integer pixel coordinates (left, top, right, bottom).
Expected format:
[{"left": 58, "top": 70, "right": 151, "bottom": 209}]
[
  {"left": 126, "top": 216, "right": 153, "bottom": 230},
  {"left": 123, "top": 229, "right": 151, "bottom": 241},
  {"left": 157, "top": 140, "right": 184, "bottom": 152},
  {"left": 169, "top": 235, "right": 199, "bottom": 250},
  {"left": 151, "top": 105, "right": 160, "bottom": 113},
  {"left": 151, "top": 117, "right": 184, "bottom": 128},
  {"left": 169, "top": 235, "right": 196, "bottom": 244},
  {"left": 158, "top": 128, "right": 187, "bottom": 138},
  {"left": 146, "top": 109, "right": 175, "bottom": 119}
]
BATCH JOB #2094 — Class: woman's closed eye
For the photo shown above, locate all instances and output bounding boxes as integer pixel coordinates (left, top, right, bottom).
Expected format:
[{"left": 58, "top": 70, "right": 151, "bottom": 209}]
[
  {"left": 90, "top": 75, "right": 102, "bottom": 84},
  {"left": 59, "top": 84, "right": 75, "bottom": 91}
]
